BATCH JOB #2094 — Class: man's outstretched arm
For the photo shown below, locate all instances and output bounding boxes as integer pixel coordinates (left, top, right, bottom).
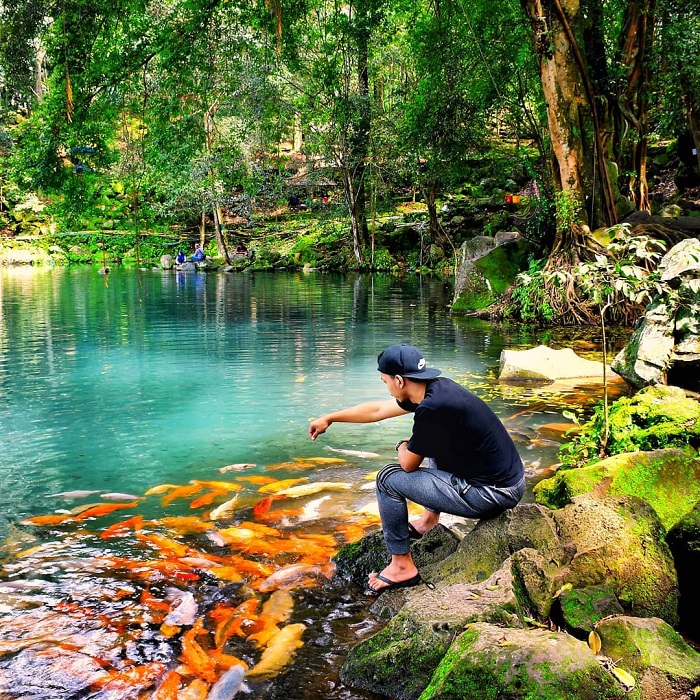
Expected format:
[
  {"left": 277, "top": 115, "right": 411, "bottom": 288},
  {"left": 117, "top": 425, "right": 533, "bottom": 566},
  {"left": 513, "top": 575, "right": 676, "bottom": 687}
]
[{"left": 309, "top": 399, "right": 407, "bottom": 440}]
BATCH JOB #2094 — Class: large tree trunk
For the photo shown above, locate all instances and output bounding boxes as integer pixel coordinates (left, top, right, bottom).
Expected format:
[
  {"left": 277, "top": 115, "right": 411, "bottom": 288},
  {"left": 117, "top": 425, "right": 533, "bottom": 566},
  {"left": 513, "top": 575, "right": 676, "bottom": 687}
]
[
  {"left": 341, "top": 164, "right": 366, "bottom": 265},
  {"left": 425, "top": 180, "right": 440, "bottom": 241},
  {"left": 521, "top": 0, "right": 617, "bottom": 240},
  {"left": 684, "top": 91, "right": 700, "bottom": 174}
]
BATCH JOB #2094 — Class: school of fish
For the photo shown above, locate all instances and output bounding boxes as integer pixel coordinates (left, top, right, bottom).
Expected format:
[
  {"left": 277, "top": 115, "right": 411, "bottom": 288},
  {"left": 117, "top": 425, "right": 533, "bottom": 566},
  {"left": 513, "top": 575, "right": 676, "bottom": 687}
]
[{"left": 0, "top": 454, "right": 385, "bottom": 698}]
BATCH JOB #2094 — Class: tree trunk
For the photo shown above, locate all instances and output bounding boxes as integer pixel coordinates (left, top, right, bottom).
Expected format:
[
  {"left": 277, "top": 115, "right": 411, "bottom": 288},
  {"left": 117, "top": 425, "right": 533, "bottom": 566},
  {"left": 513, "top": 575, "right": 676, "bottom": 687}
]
[
  {"left": 341, "top": 164, "right": 366, "bottom": 266},
  {"left": 425, "top": 180, "right": 440, "bottom": 241},
  {"left": 614, "top": 0, "right": 656, "bottom": 212},
  {"left": 685, "top": 92, "right": 700, "bottom": 174},
  {"left": 521, "top": 0, "right": 617, "bottom": 239},
  {"left": 204, "top": 99, "right": 232, "bottom": 265}
]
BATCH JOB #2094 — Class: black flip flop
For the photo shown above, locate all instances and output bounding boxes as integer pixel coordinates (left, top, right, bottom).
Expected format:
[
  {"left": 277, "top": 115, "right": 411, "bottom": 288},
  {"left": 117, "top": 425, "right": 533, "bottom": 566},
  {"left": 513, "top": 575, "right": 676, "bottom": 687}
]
[
  {"left": 408, "top": 523, "right": 424, "bottom": 540},
  {"left": 370, "top": 573, "right": 423, "bottom": 592}
]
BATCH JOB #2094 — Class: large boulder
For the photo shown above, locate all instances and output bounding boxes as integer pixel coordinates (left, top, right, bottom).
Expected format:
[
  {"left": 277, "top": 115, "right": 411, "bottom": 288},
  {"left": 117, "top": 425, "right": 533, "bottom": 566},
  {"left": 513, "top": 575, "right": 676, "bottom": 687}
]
[
  {"left": 498, "top": 345, "right": 615, "bottom": 383},
  {"left": 451, "top": 234, "right": 531, "bottom": 313},
  {"left": 595, "top": 616, "right": 700, "bottom": 699},
  {"left": 533, "top": 447, "right": 700, "bottom": 531},
  {"left": 612, "top": 238, "right": 700, "bottom": 391}
]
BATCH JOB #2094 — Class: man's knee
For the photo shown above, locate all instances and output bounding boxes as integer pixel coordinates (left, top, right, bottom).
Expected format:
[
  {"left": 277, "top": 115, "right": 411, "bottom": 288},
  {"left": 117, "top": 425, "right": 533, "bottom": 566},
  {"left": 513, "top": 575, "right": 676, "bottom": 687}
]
[{"left": 376, "top": 463, "right": 404, "bottom": 496}]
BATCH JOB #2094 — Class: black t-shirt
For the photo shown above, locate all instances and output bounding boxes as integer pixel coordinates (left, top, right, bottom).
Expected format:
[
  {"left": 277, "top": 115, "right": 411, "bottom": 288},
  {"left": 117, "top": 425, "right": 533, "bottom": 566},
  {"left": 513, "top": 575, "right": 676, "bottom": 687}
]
[{"left": 398, "top": 377, "right": 523, "bottom": 487}]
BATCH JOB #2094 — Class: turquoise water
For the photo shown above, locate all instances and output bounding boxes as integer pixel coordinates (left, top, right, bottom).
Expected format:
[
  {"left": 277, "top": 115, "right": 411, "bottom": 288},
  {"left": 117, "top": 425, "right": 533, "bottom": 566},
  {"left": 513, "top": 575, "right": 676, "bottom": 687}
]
[
  {"left": 0, "top": 266, "right": 547, "bottom": 529},
  {"left": 0, "top": 266, "right": 619, "bottom": 698}
]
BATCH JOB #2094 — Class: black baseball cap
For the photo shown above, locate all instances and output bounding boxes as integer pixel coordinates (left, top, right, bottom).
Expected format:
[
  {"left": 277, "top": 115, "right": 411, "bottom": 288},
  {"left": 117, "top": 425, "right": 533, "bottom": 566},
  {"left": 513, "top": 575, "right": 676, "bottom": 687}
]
[{"left": 377, "top": 344, "right": 441, "bottom": 380}]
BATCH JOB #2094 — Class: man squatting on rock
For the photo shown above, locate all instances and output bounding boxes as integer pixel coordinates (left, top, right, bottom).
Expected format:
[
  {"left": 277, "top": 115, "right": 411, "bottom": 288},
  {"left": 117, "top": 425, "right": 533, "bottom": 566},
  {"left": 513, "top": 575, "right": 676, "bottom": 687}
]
[{"left": 308, "top": 343, "right": 525, "bottom": 592}]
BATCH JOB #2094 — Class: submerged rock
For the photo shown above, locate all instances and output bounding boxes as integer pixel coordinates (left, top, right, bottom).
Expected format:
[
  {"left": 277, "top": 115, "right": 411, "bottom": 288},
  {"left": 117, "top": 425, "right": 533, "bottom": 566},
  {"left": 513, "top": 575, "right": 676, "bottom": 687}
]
[{"left": 498, "top": 345, "right": 613, "bottom": 383}]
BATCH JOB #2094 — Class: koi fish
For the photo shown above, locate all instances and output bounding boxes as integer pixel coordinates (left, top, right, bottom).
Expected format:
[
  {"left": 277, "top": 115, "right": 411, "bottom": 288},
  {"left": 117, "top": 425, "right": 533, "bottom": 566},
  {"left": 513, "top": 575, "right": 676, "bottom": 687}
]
[
  {"left": 257, "top": 562, "right": 336, "bottom": 592},
  {"left": 154, "top": 516, "right": 216, "bottom": 534},
  {"left": 237, "top": 475, "right": 277, "bottom": 486},
  {"left": 136, "top": 532, "right": 190, "bottom": 558},
  {"left": 252, "top": 496, "right": 273, "bottom": 515},
  {"left": 209, "top": 649, "right": 248, "bottom": 671},
  {"left": 180, "top": 618, "right": 217, "bottom": 682},
  {"left": 274, "top": 482, "right": 352, "bottom": 498},
  {"left": 162, "top": 483, "right": 204, "bottom": 506},
  {"left": 100, "top": 515, "right": 144, "bottom": 540},
  {"left": 260, "top": 589, "right": 294, "bottom": 624},
  {"left": 209, "top": 496, "right": 239, "bottom": 520},
  {"left": 246, "top": 623, "right": 306, "bottom": 679},
  {"left": 193, "top": 480, "right": 244, "bottom": 493},
  {"left": 144, "top": 483, "right": 178, "bottom": 496},
  {"left": 92, "top": 661, "right": 165, "bottom": 688},
  {"left": 324, "top": 446, "right": 380, "bottom": 458},
  {"left": 45, "top": 490, "right": 102, "bottom": 500},
  {"left": 20, "top": 513, "right": 75, "bottom": 527},
  {"left": 190, "top": 490, "right": 227, "bottom": 509},
  {"left": 74, "top": 501, "right": 139, "bottom": 520},
  {"left": 207, "top": 664, "right": 248, "bottom": 700},
  {"left": 219, "top": 463, "right": 256, "bottom": 473},
  {"left": 152, "top": 670, "right": 181, "bottom": 700},
  {"left": 178, "top": 678, "right": 209, "bottom": 700},
  {"left": 257, "top": 478, "right": 309, "bottom": 494},
  {"left": 100, "top": 492, "right": 143, "bottom": 501},
  {"left": 214, "top": 598, "right": 260, "bottom": 647},
  {"left": 295, "top": 456, "right": 347, "bottom": 464},
  {"left": 164, "top": 589, "right": 198, "bottom": 627}
]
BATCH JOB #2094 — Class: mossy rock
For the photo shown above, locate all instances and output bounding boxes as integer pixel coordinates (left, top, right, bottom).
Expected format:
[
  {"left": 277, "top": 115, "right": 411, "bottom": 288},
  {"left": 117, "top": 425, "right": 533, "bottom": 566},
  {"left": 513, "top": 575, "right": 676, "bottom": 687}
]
[
  {"left": 558, "top": 585, "right": 624, "bottom": 636},
  {"left": 601, "top": 385, "right": 700, "bottom": 454},
  {"left": 333, "top": 525, "right": 460, "bottom": 589},
  {"left": 552, "top": 494, "right": 679, "bottom": 626},
  {"left": 595, "top": 616, "right": 700, "bottom": 697},
  {"left": 418, "top": 623, "right": 624, "bottom": 700},
  {"left": 533, "top": 448, "right": 700, "bottom": 531}
]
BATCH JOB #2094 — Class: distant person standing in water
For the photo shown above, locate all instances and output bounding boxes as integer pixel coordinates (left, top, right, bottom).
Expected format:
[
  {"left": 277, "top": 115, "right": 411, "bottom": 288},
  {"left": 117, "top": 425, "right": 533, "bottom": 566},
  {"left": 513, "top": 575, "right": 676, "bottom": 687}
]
[{"left": 308, "top": 343, "right": 524, "bottom": 593}]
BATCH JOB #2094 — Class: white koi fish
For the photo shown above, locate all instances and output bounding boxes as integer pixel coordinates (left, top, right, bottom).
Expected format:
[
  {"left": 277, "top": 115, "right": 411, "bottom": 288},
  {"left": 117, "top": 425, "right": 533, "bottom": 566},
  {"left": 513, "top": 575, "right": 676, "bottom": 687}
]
[
  {"left": 275, "top": 482, "right": 352, "bottom": 498},
  {"left": 164, "top": 589, "right": 198, "bottom": 627},
  {"left": 100, "top": 492, "right": 143, "bottom": 501},
  {"left": 207, "top": 664, "right": 248, "bottom": 699},
  {"left": 46, "top": 490, "right": 102, "bottom": 500},
  {"left": 325, "top": 446, "right": 380, "bottom": 458}
]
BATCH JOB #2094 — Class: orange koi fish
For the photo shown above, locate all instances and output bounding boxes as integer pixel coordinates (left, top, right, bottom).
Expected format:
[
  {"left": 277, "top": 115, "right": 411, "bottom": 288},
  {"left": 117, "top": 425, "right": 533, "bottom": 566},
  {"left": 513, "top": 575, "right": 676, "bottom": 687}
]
[
  {"left": 192, "top": 480, "right": 244, "bottom": 493},
  {"left": 245, "top": 613, "right": 281, "bottom": 648},
  {"left": 152, "top": 670, "right": 181, "bottom": 700},
  {"left": 237, "top": 521, "right": 280, "bottom": 537},
  {"left": 252, "top": 496, "right": 273, "bottom": 515},
  {"left": 223, "top": 554, "right": 275, "bottom": 578},
  {"left": 258, "top": 478, "right": 308, "bottom": 494},
  {"left": 20, "top": 513, "right": 75, "bottom": 527},
  {"left": 100, "top": 515, "right": 144, "bottom": 540},
  {"left": 136, "top": 532, "right": 190, "bottom": 558},
  {"left": 162, "top": 483, "right": 203, "bottom": 507},
  {"left": 153, "top": 516, "right": 216, "bottom": 534},
  {"left": 74, "top": 501, "right": 139, "bottom": 520},
  {"left": 237, "top": 475, "right": 277, "bottom": 486},
  {"left": 189, "top": 490, "right": 226, "bottom": 509},
  {"left": 180, "top": 618, "right": 217, "bottom": 683},
  {"left": 257, "top": 561, "right": 336, "bottom": 592},
  {"left": 140, "top": 589, "right": 171, "bottom": 612},
  {"left": 214, "top": 598, "right": 260, "bottom": 648}
]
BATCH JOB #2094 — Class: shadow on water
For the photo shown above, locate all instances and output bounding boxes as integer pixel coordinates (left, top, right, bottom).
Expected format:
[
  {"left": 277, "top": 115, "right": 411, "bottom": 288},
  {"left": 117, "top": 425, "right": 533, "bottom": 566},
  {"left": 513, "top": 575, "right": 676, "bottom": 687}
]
[{"left": 0, "top": 268, "right": 632, "bottom": 698}]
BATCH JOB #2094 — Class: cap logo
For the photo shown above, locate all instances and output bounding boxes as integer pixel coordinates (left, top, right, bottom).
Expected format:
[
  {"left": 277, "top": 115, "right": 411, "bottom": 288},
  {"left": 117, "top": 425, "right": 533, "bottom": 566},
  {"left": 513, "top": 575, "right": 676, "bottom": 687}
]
[{"left": 417, "top": 358, "right": 425, "bottom": 370}]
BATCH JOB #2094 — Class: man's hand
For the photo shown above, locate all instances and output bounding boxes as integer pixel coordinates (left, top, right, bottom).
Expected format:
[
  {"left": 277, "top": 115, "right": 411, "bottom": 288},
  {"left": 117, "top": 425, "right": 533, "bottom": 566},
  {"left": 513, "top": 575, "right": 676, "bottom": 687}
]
[{"left": 309, "top": 417, "right": 330, "bottom": 440}]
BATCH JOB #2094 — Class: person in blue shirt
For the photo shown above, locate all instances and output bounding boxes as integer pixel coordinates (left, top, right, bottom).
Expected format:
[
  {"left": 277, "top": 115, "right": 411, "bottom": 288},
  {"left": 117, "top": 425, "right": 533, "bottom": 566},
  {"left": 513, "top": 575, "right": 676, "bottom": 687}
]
[
  {"left": 191, "top": 244, "right": 205, "bottom": 262},
  {"left": 308, "top": 343, "right": 524, "bottom": 593},
  {"left": 176, "top": 250, "right": 186, "bottom": 264}
]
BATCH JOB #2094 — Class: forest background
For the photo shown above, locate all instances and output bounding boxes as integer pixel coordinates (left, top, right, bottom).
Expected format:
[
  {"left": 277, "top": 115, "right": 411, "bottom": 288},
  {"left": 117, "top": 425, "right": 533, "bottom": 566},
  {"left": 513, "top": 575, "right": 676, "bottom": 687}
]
[{"left": 1, "top": 0, "right": 699, "bottom": 326}]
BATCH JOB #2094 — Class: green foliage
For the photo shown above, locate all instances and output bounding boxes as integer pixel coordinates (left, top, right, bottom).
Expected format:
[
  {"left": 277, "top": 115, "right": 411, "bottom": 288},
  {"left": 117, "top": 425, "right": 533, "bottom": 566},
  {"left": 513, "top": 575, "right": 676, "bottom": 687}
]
[{"left": 504, "top": 258, "right": 556, "bottom": 324}]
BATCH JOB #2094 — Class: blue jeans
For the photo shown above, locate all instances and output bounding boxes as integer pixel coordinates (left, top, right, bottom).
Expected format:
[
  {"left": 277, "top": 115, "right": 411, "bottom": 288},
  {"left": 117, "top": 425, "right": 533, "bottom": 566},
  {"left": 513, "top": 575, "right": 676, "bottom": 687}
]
[{"left": 375, "top": 461, "right": 525, "bottom": 555}]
